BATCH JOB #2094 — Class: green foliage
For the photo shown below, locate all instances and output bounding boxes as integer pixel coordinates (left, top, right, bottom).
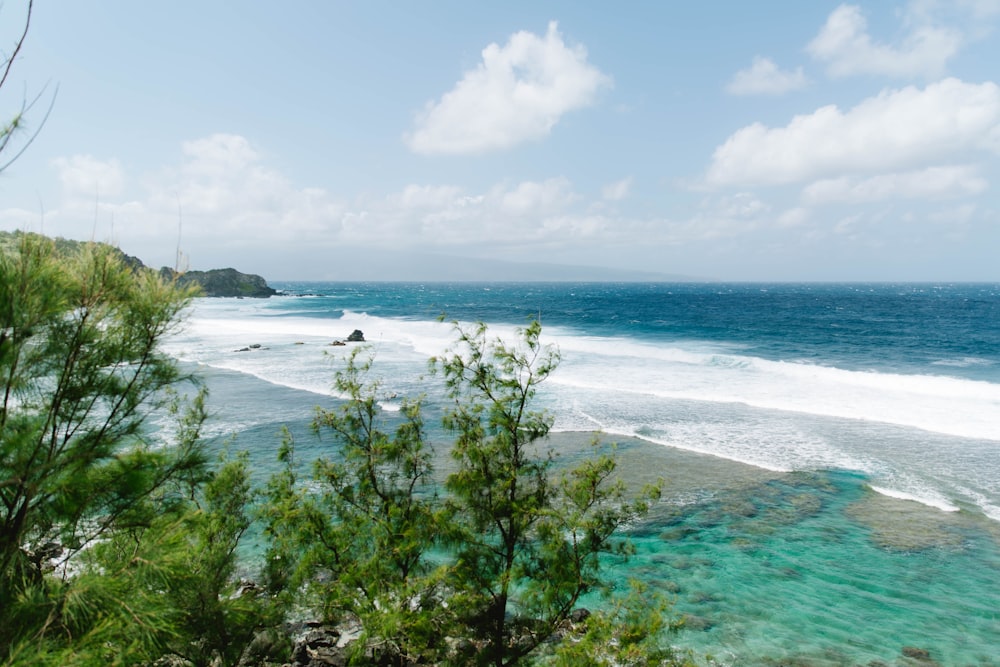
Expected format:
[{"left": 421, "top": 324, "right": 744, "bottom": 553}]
[
  {"left": 0, "top": 234, "right": 280, "bottom": 666},
  {"left": 262, "top": 320, "right": 673, "bottom": 665},
  {"left": 543, "top": 580, "right": 695, "bottom": 667},
  {"left": 262, "top": 347, "right": 446, "bottom": 665},
  {"left": 433, "top": 321, "right": 662, "bottom": 666},
  {"left": 1, "top": 234, "right": 201, "bottom": 604}
]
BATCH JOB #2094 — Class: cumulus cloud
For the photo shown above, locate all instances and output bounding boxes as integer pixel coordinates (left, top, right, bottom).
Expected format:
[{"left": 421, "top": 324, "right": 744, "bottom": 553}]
[
  {"left": 365, "top": 177, "right": 593, "bottom": 246},
  {"left": 962, "top": 0, "right": 1000, "bottom": 18},
  {"left": 52, "top": 155, "right": 126, "bottom": 199},
  {"left": 499, "top": 177, "right": 576, "bottom": 215},
  {"left": 802, "top": 165, "right": 989, "bottom": 205},
  {"left": 405, "top": 21, "right": 612, "bottom": 155},
  {"left": 807, "top": 4, "right": 962, "bottom": 79},
  {"left": 601, "top": 177, "right": 632, "bottom": 201},
  {"left": 726, "top": 57, "right": 808, "bottom": 95},
  {"left": 662, "top": 193, "right": 773, "bottom": 244},
  {"left": 705, "top": 78, "right": 1000, "bottom": 188},
  {"left": 144, "top": 133, "right": 345, "bottom": 238}
]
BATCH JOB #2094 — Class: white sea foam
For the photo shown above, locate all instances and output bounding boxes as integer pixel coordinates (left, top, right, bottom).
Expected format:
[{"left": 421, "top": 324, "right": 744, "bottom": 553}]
[
  {"left": 545, "top": 330, "right": 1000, "bottom": 442},
  {"left": 868, "top": 486, "right": 960, "bottom": 513},
  {"left": 167, "top": 297, "right": 1000, "bottom": 520}
]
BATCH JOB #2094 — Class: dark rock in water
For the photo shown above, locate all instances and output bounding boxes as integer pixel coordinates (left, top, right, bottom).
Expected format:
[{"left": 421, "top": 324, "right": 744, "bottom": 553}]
[
  {"left": 682, "top": 614, "right": 714, "bottom": 632},
  {"left": 234, "top": 343, "right": 268, "bottom": 352},
  {"left": 901, "top": 646, "right": 933, "bottom": 661},
  {"left": 568, "top": 608, "right": 590, "bottom": 623},
  {"left": 347, "top": 329, "right": 365, "bottom": 342}
]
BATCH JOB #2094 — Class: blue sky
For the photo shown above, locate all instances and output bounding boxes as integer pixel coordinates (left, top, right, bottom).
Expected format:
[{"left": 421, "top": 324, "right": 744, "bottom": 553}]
[{"left": 2, "top": 1, "right": 999, "bottom": 280}]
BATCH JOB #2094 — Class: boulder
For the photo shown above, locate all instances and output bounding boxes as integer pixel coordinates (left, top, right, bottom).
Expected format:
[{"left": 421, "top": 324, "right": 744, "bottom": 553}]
[
  {"left": 901, "top": 646, "right": 933, "bottom": 661},
  {"left": 346, "top": 330, "right": 365, "bottom": 342}
]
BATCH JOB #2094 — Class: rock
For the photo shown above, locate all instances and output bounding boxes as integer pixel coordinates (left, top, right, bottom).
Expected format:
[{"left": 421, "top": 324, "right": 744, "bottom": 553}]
[
  {"left": 568, "top": 608, "right": 590, "bottom": 623},
  {"left": 329, "top": 340, "right": 346, "bottom": 346},
  {"left": 901, "top": 646, "right": 932, "bottom": 661},
  {"left": 289, "top": 625, "right": 346, "bottom": 666},
  {"left": 150, "top": 656, "right": 195, "bottom": 667},
  {"left": 236, "top": 627, "right": 290, "bottom": 667},
  {"left": 160, "top": 267, "right": 277, "bottom": 298},
  {"left": 682, "top": 614, "right": 715, "bottom": 631},
  {"left": 346, "top": 330, "right": 365, "bottom": 342}
]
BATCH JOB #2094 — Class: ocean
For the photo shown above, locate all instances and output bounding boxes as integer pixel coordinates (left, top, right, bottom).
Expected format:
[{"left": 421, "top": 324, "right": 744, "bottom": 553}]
[{"left": 162, "top": 282, "right": 1000, "bottom": 666}]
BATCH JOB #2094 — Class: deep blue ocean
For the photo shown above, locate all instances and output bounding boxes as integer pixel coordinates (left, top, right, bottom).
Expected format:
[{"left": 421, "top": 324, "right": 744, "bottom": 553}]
[{"left": 163, "top": 282, "right": 1000, "bottom": 666}]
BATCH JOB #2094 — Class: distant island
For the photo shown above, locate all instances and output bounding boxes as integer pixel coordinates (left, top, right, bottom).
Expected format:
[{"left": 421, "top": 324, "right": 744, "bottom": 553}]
[{"left": 0, "top": 231, "right": 276, "bottom": 298}]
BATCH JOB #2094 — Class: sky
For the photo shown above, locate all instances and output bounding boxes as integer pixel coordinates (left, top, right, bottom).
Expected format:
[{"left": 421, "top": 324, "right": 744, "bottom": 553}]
[{"left": 1, "top": 1, "right": 999, "bottom": 281}]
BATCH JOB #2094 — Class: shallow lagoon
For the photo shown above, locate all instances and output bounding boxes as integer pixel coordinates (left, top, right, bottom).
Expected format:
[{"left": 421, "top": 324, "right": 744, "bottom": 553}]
[{"left": 196, "top": 366, "right": 1000, "bottom": 666}]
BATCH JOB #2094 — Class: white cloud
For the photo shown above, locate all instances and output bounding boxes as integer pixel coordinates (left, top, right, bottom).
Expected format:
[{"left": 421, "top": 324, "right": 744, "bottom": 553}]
[
  {"left": 499, "top": 177, "right": 576, "bottom": 215},
  {"left": 705, "top": 78, "right": 1000, "bottom": 188},
  {"left": 807, "top": 4, "right": 962, "bottom": 79},
  {"left": 802, "top": 165, "right": 989, "bottom": 205},
  {"left": 962, "top": 0, "right": 1000, "bottom": 18},
  {"left": 180, "top": 134, "right": 261, "bottom": 179},
  {"left": 148, "top": 133, "right": 343, "bottom": 238},
  {"left": 405, "top": 21, "right": 612, "bottom": 155},
  {"left": 652, "top": 193, "right": 775, "bottom": 245},
  {"left": 35, "top": 135, "right": 347, "bottom": 265},
  {"left": 726, "top": 57, "right": 808, "bottom": 95},
  {"left": 392, "top": 184, "right": 465, "bottom": 209},
  {"left": 777, "top": 207, "right": 810, "bottom": 228},
  {"left": 601, "top": 177, "right": 632, "bottom": 201},
  {"left": 364, "top": 178, "right": 589, "bottom": 246},
  {"left": 52, "top": 155, "right": 125, "bottom": 199},
  {"left": 927, "top": 202, "right": 977, "bottom": 224}
]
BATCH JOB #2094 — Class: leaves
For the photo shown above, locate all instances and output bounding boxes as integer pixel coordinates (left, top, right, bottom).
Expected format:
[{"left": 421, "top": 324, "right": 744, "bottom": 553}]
[
  {"left": 433, "top": 321, "right": 663, "bottom": 666},
  {"left": 1, "top": 235, "right": 279, "bottom": 666},
  {"left": 261, "top": 346, "right": 446, "bottom": 663}
]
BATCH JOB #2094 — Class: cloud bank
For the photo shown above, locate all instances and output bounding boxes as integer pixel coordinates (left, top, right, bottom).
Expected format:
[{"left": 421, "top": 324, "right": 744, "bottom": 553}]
[{"left": 705, "top": 78, "right": 1000, "bottom": 188}]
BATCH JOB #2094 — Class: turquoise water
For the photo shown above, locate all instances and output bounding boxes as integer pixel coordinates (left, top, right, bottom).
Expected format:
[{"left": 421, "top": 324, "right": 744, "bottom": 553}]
[
  {"left": 631, "top": 470, "right": 1000, "bottom": 665},
  {"left": 163, "top": 282, "right": 1000, "bottom": 665}
]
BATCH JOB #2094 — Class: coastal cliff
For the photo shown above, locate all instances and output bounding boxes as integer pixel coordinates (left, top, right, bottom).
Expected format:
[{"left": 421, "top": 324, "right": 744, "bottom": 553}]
[
  {"left": 0, "top": 231, "right": 276, "bottom": 298},
  {"left": 159, "top": 267, "right": 277, "bottom": 298}
]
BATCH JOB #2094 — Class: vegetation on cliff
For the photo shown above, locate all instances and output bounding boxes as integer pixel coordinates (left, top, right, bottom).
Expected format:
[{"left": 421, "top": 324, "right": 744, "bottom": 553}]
[
  {"left": 0, "top": 231, "right": 276, "bottom": 298},
  {"left": 159, "top": 266, "right": 277, "bottom": 298}
]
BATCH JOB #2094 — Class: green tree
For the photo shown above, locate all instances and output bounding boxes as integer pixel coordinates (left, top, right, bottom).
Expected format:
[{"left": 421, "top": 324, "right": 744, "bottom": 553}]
[
  {"left": 433, "top": 321, "right": 661, "bottom": 667},
  {"left": 80, "top": 442, "right": 284, "bottom": 667},
  {"left": 262, "top": 347, "right": 445, "bottom": 665},
  {"left": 0, "top": 234, "right": 202, "bottom": 597},
  {"left": 544, "top": 580, "right": 695, "bottom": 667},
  {"left": 0, "top": 234, "right": 279, "bottom": 665}
]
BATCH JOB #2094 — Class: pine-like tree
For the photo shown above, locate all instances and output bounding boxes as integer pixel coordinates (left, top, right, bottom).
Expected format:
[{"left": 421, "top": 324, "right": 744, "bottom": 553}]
[
  {"left": 262, "top": 347, "right": 446, "bottom": 665},
  {"left": 433, "top": 321, "right": 661, "bottom": 667}
]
